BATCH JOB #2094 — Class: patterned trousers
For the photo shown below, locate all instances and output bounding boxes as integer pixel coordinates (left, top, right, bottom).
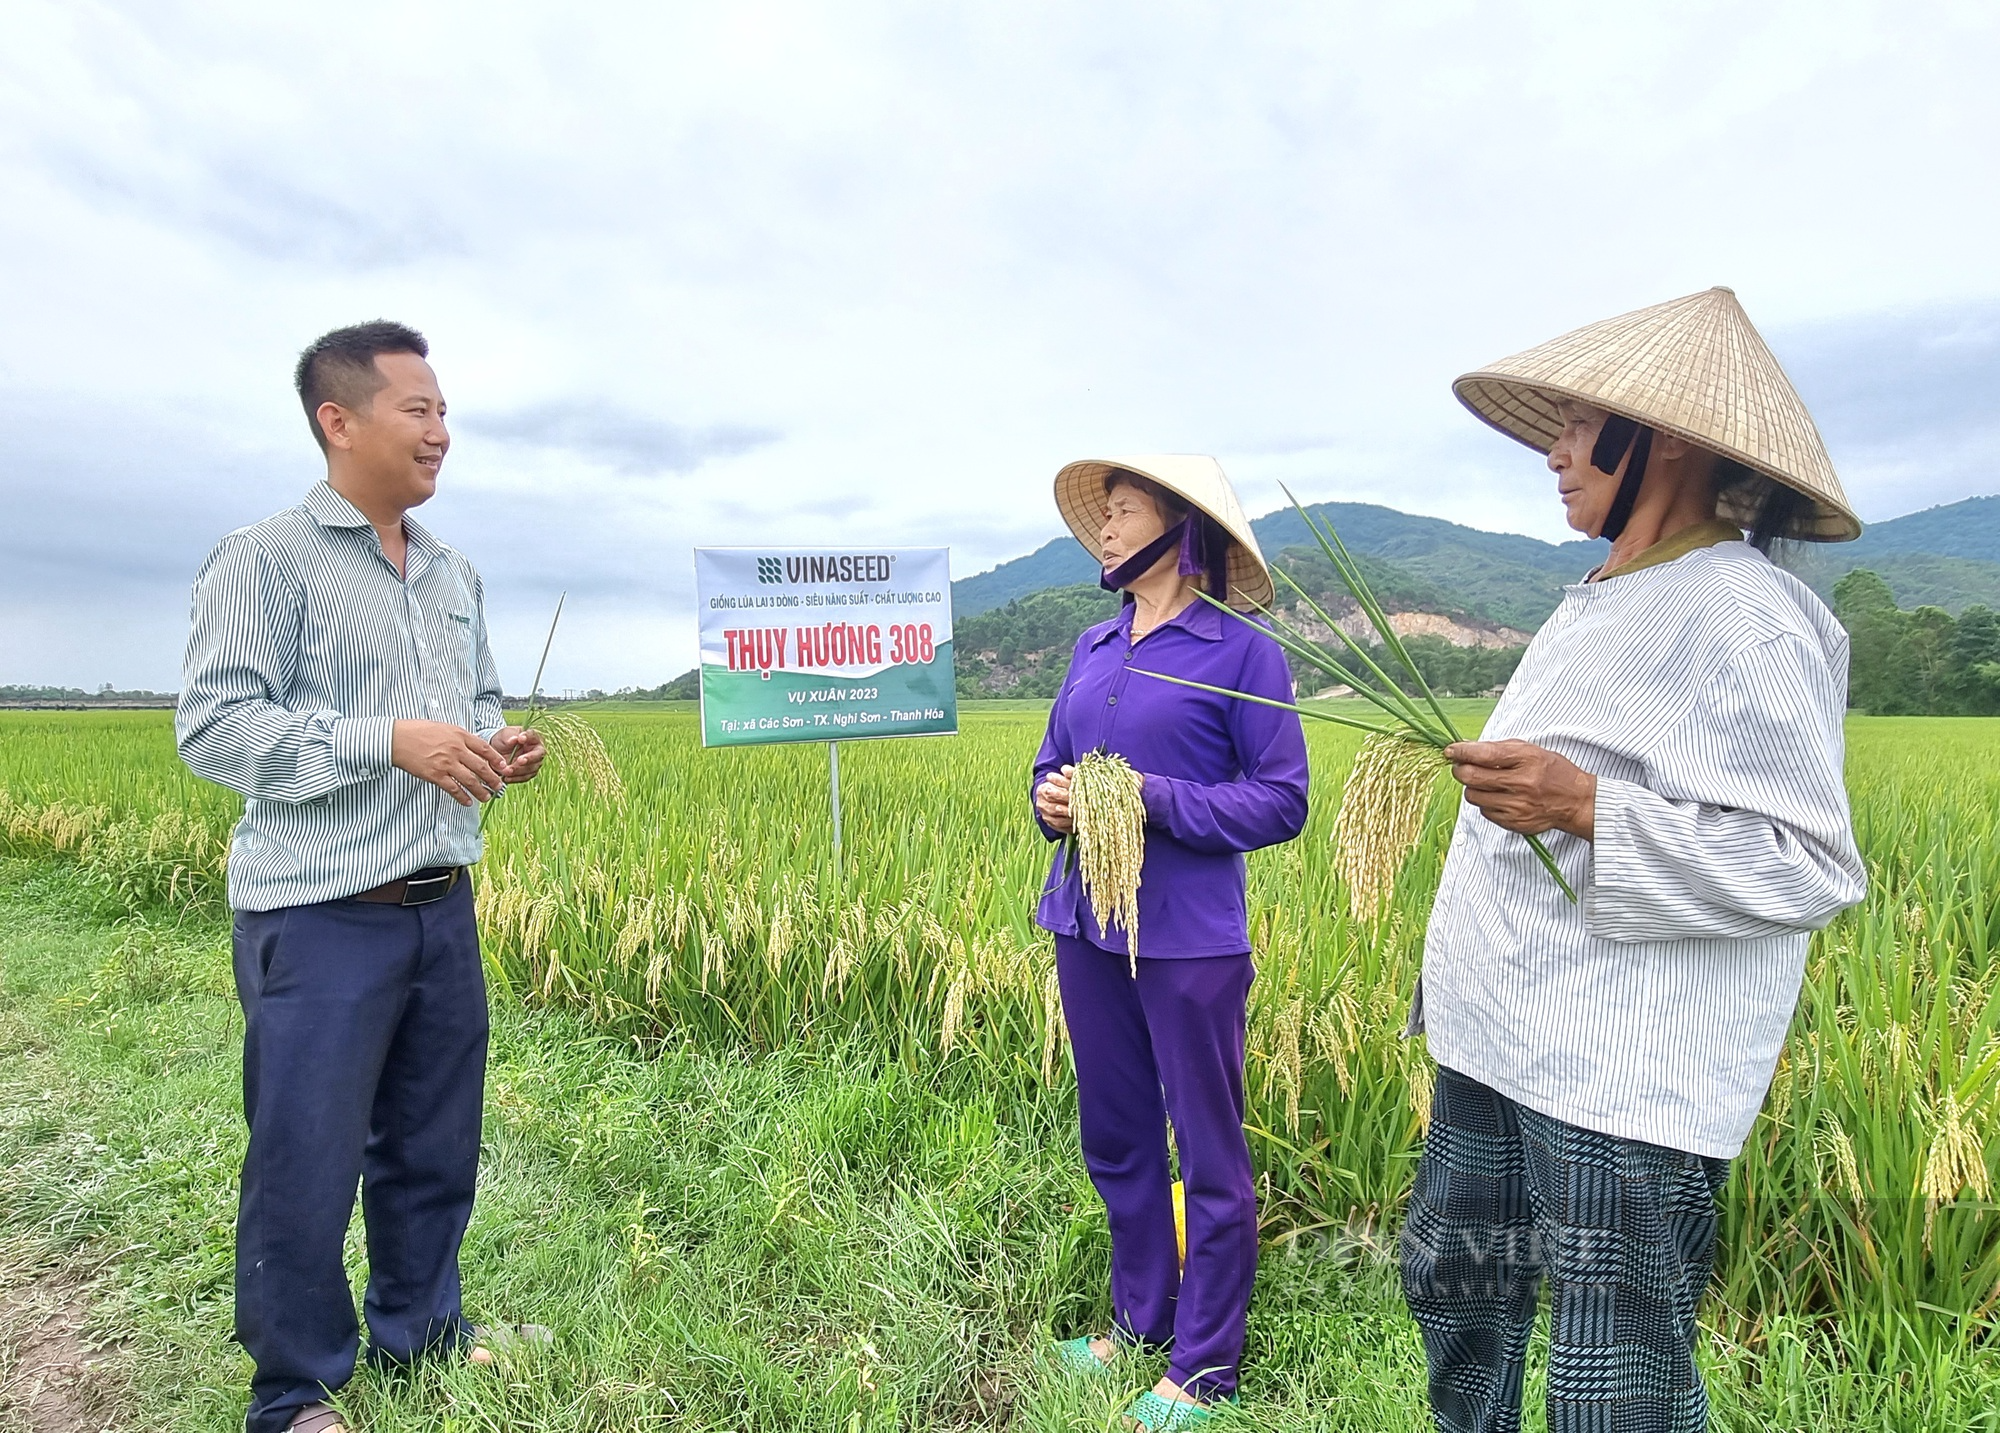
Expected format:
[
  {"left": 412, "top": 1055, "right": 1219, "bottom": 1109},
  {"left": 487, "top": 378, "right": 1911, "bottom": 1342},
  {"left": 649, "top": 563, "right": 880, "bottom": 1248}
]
[{"left": 1399, "top": 1067, "right": 1731, "bottom": 1433}]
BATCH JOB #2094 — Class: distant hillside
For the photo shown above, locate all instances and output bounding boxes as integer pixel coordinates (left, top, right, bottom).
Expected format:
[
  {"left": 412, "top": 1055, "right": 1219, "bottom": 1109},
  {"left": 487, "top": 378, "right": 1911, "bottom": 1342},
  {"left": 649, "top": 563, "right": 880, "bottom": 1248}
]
[
  {"left": 623, "top": 669, "right": 701, "bottom": 701},
  {"left": 1251, "top": 503, "right": 1601, "bottom": 632},
  {"left": 953, "top": 492, "right": 2000, "bottom": 624},
  {"left": 1840, "top": 495, "right": 2000, "bottom": 562},
  {"left": 1790, "top": 498, "right": 2000, "bottom": 612},
  {"left": 955, "top": 585, "right": 1119, "bottom": 697},
  {"left": 952, "top": 537, "right": 1101, "bottom": 615},
  {"left": 1794, "top": 550, "right": 2000, "bottom": 615}
]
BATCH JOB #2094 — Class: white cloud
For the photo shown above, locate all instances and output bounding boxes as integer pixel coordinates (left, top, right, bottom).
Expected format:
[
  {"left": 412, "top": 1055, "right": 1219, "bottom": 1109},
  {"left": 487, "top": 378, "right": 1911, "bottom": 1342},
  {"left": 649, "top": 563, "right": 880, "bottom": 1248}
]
[{"left": 2, "top": 0, "right": 1997, "bottom": 689}]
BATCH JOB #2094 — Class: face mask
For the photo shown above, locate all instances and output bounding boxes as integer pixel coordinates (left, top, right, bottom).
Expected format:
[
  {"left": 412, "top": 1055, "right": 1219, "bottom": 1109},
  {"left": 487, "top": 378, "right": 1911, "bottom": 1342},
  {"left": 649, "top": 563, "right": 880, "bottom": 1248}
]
[{"left": 1099, "top": 512, "right": 1232, "bottom": 602}]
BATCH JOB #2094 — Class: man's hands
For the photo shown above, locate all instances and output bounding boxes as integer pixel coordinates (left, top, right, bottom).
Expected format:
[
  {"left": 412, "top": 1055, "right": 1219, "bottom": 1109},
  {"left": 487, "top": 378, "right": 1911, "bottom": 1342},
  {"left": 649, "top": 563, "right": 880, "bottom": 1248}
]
[
  {"left": 1446, "top": 740, "right": 1597, "bottom": 841},
  {"left": 492, "top": 725, "right": 546, "bottom": 783},
  {"left": 391, "top": 721, "right": 511, "bottom": 806},
  {"left": 1035, "top": 765, "right": 1076, "bottom": 833}
]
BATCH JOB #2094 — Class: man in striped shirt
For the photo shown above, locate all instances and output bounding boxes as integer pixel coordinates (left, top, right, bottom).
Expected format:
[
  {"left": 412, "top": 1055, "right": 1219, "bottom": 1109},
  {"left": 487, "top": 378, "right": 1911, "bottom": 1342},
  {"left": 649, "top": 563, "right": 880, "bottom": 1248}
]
[
  {"left": 178, "top": 322, "right": 546, "bottom": 1433},
  {"left": 1400, "top": 290, "right": 1868, "bottom": 1433}
]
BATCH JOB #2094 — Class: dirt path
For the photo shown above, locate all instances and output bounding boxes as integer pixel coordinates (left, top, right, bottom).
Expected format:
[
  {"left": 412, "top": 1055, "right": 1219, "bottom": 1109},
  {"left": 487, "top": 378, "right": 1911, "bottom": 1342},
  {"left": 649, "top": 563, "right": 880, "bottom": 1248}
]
[{"left": 0, "top": 1269, "right": 128, "bottom": 1433}]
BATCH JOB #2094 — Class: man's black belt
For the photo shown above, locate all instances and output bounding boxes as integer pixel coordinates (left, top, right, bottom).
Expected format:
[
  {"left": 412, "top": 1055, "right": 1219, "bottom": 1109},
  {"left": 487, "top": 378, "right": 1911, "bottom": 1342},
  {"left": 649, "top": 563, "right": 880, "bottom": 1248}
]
[{"left": 350, "top": 866, "right": 466, "bottom": 906}]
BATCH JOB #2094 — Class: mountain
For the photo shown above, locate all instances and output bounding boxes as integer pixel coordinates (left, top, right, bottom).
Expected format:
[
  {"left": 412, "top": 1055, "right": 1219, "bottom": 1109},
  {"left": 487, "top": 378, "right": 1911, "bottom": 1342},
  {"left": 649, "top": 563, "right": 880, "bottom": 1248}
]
[
  {"left": 1794, "top": 550, "right": 2000, "bottom": 614},
  {"left": 1248, "top": 503, "right": 1602, "bottom": 631},
  {"left": 952, "top": 493, "right": 2000, "bottom": 626},
  {"left": 1839, "top": 495, "right": 2000, "bottom": 563},
  {"left": 954, "top": 585, "right": 1119, "bottom": 697},
  {"left": 951, "top": 536, "right": 1101, "bottom": 614},
  {"left": 950, "top": 575, "right": 1527, "bottom": 700},
  {"left": 1789, "top": 496, "right": 2000, "bottom": 612}
]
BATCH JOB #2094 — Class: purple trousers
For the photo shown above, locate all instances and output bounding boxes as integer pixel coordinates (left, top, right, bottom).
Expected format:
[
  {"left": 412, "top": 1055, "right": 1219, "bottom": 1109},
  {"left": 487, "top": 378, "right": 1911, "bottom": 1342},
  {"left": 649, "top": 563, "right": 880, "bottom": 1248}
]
[{"left": 1055, "top": 934, "right": 1257, "bottom": 1400}]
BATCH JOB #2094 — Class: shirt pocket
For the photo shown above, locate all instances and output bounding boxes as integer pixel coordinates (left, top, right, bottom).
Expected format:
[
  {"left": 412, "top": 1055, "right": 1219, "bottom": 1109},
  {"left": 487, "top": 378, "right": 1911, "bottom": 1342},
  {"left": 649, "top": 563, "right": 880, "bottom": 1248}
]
[
  {"left": 436, "top": 572, "right": 479, "bottom": 700},
  {"left": 446, "top": 610, "right": 477, "bottom": 692}
]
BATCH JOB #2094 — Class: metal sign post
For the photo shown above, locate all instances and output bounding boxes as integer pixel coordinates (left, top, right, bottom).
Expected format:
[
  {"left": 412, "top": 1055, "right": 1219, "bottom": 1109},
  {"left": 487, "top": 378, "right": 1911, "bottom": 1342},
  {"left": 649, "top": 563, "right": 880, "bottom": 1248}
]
[{"left": 828, "top": 740, "right": 843, "bottom": 875}]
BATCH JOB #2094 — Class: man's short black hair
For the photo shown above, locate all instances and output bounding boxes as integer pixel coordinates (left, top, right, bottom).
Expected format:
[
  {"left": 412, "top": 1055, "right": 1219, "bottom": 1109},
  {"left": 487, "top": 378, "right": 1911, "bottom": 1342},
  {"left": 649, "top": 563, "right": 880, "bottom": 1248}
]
[{"left": 293, "top": 321, "right": 429, "bottom": 452}]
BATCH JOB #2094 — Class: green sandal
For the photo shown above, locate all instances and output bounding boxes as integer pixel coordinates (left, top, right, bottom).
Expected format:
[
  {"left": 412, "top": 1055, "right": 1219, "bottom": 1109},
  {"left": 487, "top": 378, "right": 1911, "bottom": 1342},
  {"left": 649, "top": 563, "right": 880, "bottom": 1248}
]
[
  {"left": 1123, "top": 1388, "right": 1238, "bottom": 1430},
  {"left": 1053, "top": 1334, "right": 1117, "bottom": 1375}
]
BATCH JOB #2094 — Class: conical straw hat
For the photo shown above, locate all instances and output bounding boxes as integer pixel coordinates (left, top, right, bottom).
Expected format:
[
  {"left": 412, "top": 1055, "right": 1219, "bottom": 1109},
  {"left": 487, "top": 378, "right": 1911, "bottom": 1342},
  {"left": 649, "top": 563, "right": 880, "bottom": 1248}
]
[
  {"left": 1454, "top": 287, "right": 1860, "bottom": 541},
  {"left": 1054, "top": 454, "right": 1274, "bottom": 610}
]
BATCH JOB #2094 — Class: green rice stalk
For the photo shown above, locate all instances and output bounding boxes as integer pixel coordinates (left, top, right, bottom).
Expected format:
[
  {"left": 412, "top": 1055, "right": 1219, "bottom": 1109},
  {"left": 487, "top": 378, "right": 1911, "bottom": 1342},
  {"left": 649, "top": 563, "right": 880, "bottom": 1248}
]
[
  {"left": 1130, "top": 670, "right": 1395, "bottom": 737},
  {"left": 1204, "top": 576, "right": 1446, "bottom": 739},
  {"left": 1262, "top": 566, "right": 1449, "bottom": 739},
  {"left": 1138, "top": 653, "right": 1572, "bottom": 902},
  {"left": 1283, "top": 486, "right": 1456, "bottom": 739},
  {"left": 1246, "top": 606, "right": 1433, "bottom": 732},
  {"left": 485, "top": 591, "right": 566, "bottom": 831}
]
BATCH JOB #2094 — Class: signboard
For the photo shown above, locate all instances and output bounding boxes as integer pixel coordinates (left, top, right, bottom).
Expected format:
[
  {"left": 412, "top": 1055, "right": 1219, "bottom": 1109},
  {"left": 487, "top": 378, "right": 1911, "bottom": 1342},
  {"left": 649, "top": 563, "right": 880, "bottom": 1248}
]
[{"left": 694, "top": 547, "right": 958, "bottom": 748}]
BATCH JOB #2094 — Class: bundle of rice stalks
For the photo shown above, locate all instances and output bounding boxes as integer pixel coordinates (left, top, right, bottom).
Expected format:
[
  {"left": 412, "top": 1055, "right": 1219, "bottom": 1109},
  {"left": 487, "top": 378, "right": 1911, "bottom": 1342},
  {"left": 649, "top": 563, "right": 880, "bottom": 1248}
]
[
  {"left": 1133, "top": 490, "right": 1574, "bottom": 907},
  {"left": 1069, "top": 748, "right": 1146, "bottom": 974},
  {"left": 1334, "top": 733, "right": 1447, "bottom": 914}
]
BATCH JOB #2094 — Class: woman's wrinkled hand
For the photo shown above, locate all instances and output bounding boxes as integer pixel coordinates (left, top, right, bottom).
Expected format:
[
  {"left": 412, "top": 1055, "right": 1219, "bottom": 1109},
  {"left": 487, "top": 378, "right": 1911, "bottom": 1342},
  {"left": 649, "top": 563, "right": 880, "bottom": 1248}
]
[
  {"left": 1446, "top": 740, "right": 1597, "bottom": 841},
  {"left": 1035, "top": 765, "right": 1076, "bottom": 834}
]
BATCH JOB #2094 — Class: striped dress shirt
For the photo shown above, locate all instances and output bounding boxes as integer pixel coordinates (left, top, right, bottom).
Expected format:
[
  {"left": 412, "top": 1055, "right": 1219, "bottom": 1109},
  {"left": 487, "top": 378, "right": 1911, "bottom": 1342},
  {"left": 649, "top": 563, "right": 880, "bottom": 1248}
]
[
  {"left": 176, "top": 482, "right": 506, "bottom": 912},
  {"left": 1416, "top": 539, "right": 1866, "bottom": 1159}
]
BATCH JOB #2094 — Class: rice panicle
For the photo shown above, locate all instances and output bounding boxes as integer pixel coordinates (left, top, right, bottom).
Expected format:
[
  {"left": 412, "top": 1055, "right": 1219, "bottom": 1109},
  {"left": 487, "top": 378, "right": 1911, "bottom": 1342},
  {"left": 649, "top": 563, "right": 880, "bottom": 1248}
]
[
  {"left": 1332, "top": 732, "right": 1446, "bottom": 916},
  {"left": 1070, "top": 749, "right": 1146, "bottom": 975}
]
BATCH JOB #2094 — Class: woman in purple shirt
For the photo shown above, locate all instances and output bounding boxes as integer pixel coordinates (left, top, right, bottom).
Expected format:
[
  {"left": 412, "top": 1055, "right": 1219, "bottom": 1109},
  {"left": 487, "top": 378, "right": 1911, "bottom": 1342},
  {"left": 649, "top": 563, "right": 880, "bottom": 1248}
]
[{"left": 1032, "top": 455, "right": 1309, "bottom": 1429}]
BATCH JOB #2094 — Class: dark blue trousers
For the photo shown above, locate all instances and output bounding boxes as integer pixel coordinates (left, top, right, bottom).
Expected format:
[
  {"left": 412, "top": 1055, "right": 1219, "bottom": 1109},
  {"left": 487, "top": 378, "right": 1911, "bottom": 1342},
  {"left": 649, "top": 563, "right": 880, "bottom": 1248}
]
[
  {"left": 231, "top": 879, "right": 488, "bottom": 1433},
  {"left": 1055, "top": 934, "right": 1257, "bottom": 1402}
]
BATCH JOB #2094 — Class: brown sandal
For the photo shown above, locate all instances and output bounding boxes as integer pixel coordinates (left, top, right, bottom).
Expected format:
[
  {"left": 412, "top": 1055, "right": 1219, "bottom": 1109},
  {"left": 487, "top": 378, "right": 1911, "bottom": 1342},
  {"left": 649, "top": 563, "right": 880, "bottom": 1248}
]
[{"left": 288, "top": 1405, "right": 348, "bottom": 1433}]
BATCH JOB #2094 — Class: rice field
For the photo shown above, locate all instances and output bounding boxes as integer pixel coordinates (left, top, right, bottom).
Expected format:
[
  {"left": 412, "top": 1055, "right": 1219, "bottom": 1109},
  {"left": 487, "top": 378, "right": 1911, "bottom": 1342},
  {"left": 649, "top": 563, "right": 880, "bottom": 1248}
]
[{"left": 1, "top": 704, "right": 1996, "bottom": 1384}]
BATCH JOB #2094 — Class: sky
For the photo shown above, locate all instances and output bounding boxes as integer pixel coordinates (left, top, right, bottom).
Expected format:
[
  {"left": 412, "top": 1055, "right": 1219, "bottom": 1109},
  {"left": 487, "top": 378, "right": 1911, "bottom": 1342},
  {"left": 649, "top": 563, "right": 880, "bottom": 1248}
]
[{"left": 2, "top": 0, "right": 1996, "bottom": 693}]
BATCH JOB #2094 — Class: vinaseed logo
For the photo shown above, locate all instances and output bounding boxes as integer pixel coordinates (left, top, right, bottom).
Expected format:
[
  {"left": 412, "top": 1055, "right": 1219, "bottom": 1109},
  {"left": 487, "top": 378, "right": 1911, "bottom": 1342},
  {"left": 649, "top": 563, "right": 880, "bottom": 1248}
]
[{"left": 754, "top": 554, "right": 896, "bottom": 585}]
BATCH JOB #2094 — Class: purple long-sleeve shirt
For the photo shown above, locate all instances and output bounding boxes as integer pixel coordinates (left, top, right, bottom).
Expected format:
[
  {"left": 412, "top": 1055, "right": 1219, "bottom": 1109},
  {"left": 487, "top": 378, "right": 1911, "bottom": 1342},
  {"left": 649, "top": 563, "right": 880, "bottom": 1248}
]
[{"left": 1033, "top": 598, "right": 1310, "bottom": 958}]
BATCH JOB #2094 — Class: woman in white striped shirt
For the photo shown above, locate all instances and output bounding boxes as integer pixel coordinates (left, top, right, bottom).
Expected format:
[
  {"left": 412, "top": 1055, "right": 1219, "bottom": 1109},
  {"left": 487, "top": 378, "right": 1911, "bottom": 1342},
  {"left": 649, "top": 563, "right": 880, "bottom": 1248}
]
[{"left": 1399, "top": 288, "right": 1867, "bottom": 1433}]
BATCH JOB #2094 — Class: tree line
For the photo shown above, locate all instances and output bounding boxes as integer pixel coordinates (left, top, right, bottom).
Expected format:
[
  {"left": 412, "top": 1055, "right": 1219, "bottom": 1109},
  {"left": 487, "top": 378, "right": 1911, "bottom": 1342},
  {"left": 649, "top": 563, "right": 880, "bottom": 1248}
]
[
  {"left": 1322, "top": 635, "right": 1524, "bottom": 700},
  {"left": 1833, "top": 569, "right": 2000, "bottom": 716},
  {"left": 0, "top": 684, "right": 178, "bottom": 705}
]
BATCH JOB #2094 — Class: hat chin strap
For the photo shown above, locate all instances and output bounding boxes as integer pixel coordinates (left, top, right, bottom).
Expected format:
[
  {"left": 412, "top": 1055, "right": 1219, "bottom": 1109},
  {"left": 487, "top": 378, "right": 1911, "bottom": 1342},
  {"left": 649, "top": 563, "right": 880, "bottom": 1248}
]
[
  {"left": 1099, "top": 516, "right": 1232, "bottom": 602},
  {"left": 1592, "top": 415, "right": 1654, "bottom": 543}
]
